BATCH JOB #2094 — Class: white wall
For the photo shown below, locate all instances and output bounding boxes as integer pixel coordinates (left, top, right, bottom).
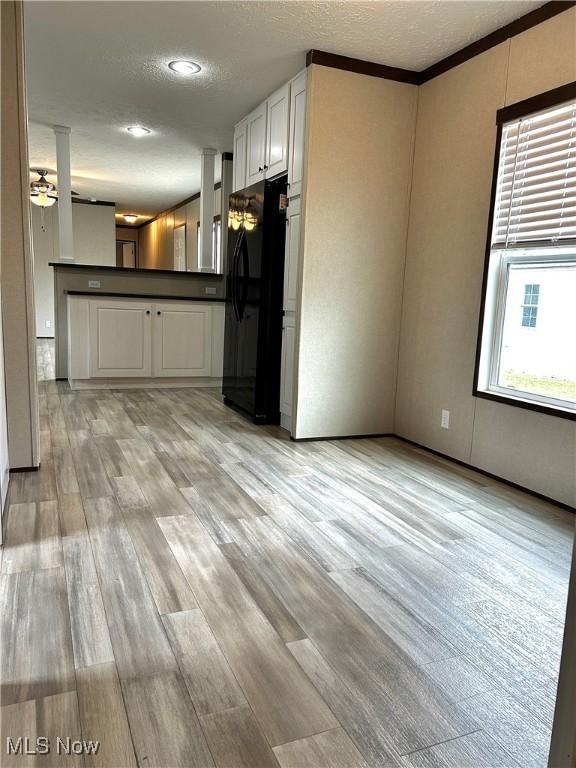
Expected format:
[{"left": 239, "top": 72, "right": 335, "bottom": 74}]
[
  {"left": 32, "top": 202, "right": 116, "bottom": 335},
  {"left": 395, "top": 9, "right": 576, "bottom": 506},
  {"left": 294, "top": 64, "right": 417, "bottom": 439}
]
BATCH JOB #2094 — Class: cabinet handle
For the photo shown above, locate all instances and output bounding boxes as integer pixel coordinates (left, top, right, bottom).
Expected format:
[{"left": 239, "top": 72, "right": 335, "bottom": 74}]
[
  {"left": 146, "top": 310, "right": 151, "bottom": 315},
  {"left": 258, "top": 166, "right": 263, "bottom": 173},
  {"left": 263, "top": 164, "right": 268, "bottom": 170},
  {"left": 157, "top": 311, "right": 161, "bottom": 315}
]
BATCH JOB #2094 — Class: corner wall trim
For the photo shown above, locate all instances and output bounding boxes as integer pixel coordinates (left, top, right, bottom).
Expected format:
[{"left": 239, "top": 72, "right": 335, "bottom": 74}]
[
  {"left": 419, "top": 1, "right": 576, "bottom": 83},
  {"left": 306, "top": 2, "right": 576, "bottom": 86},
  {"left": 306, "top": 50, "right": 420, "bottom": 85}
]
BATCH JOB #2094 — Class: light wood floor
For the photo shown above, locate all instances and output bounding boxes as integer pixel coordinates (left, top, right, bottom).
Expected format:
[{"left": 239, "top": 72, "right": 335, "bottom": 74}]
[{"left": 0, "top": 339, "right": 573, "bottom": 767}]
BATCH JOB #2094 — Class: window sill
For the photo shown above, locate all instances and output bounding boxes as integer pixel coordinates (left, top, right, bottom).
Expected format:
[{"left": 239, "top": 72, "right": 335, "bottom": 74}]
[{"left": 473, "top": 388, "right": 576, "bottom": 421}]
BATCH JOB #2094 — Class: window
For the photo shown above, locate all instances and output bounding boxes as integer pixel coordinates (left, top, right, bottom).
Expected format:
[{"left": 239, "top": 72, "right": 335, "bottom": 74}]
[
  {"left": 196, "top": 216, "right": 221, "bottom": 273},
  {"left": 475, "top": 91, "right": 576, "bottom": 418},
  {"left": 521, "top": 284, "right": 539, "bottom": 327}
]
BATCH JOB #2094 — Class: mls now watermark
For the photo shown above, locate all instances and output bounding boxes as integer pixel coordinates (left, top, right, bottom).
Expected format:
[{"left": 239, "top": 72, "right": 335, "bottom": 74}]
[{"left": 6, "top": 737, "right": 100, "bottom": 756}]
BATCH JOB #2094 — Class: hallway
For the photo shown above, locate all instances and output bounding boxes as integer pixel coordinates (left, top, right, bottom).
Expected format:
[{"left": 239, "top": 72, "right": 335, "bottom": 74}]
[{"left": 0, "top": 340, "right": 573, "bottom": 767}]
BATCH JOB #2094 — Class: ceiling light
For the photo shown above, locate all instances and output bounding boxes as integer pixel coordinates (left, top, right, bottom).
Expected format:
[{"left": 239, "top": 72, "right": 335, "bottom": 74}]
[
  {"left": 126, "top": 125, "right": 151, "bottom": 137},
  {"left": 123, "top": 214, "right": 138, "bottom": 224},
  {"left": 168, "top": 60, "right": 201, "bottom": 75}
]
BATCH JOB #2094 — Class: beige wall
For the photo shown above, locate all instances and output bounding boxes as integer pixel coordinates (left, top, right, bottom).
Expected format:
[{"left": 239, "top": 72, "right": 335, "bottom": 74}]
[
  {"left": 139, "top": 188, "right": 221, "bottom": 272},
  {"left": 115, "top": 226, "right": 138, "bottom": 246},
  {"left": 294, "top": 65, "right": 417, "bottom": 439},
  {"left": 1, "top": 0, "right": 39, "bottom": 468},
  {"left": 32, "top": 202, "right": 116, "bottom": 335},
  {"left": 395, "top": 10, "right": 576, "bottom": 506}
]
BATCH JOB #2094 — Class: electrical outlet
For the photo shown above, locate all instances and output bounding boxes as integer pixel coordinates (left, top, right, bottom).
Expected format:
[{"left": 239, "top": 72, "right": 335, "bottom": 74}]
[
  {"left": 205, "top": 287, "right": 217, "bottom": 295},
  {"left": 45, "top": 319, "right": 51, "bottom": 329},
  {"left": 88, "top": 280, "right": 101, "bottom": 288},
  {"left": 441, "top": 409, "right": 450, "bottom": 429}
]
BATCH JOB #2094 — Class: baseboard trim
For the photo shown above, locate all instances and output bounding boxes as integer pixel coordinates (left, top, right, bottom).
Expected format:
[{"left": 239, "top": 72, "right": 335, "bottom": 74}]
[
  {"left": 287, "top": 429, "right": 574, "bottom": 512},
  {"left": 291, "top": 432, "right": 394, "bottom": 443},
  {"left": 10, "top": 465, "right": 40, "bottom": 473},
  {"left": 394, "top": 435, "right": 575, "bottom": 514},
  {"left": 69, "top": 377, "right": 223, "bottom": 391}
]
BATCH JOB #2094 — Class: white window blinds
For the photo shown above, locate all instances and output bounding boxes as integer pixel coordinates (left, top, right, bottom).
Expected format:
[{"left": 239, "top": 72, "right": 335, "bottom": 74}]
[{"left": 492, "top": 100, "right": 576, "bottom": 247}]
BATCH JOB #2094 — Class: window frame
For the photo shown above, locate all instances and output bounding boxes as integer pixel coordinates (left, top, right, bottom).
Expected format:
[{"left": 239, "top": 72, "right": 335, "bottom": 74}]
[{"left": 473, "top": 82, "right": 576, "bottom": 422}]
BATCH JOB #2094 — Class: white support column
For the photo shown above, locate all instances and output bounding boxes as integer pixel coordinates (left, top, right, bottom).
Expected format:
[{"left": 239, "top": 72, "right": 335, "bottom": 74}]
[
  {"left": 54, "top": 125, "right": 74, "bottom": 261},
  {"left": 199, "top": 148, "right": 217, "bottom": 272}
]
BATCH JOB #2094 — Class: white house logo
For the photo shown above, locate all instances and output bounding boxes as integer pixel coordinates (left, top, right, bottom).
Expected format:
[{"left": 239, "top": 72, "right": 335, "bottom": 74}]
[{"left": 6, "top": 737, "right": 100, "bottom": 756}]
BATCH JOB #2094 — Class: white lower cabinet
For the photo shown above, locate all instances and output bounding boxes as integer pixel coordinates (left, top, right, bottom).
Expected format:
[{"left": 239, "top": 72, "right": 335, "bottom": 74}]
[
  {"left": 152, "top": 303, "right": 212, "bottom": 377},
  {"left": 70, "top": 296, "right": 224, "bottom": 385},
  {"left": 89, "top": 300, "right": 152, "bottom": 377},
  {"left": 280, "top": 313, "right": 296, "bottom": 422}
]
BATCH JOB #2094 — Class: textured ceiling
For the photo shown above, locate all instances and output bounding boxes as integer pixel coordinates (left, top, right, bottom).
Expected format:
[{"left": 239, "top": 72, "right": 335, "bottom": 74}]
[{"left": 25, "top": 0, "right": 544, "bottom": 217}]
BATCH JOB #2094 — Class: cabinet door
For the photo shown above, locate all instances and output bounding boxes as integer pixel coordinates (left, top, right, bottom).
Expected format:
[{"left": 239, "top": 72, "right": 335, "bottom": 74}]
[
  {"left": 152, "top": 303, "right": 212, "bottom": 377},
  {"left": 233, "top": 120, "right": 248, "bottom": 192},
  {"left": 283, "top": 196, "right": 301, "bottom": 312},
  {"left": 288, "top": 70, "right": 307, "bottom": 198},
  {"left": 280, "top": 314, "right": 296, "bottom": 418},
  {"left": 265, "top": 83, "right": 289, "bottom": 179},
  {"left": 246, "top": 102, "right": 267, "bottom": 186},
  {"left": 89, "top": 301, "right": 152, "bottom": 377}
]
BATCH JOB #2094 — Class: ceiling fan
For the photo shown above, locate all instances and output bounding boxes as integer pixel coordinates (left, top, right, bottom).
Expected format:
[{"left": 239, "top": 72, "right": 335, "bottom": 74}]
[
  {"left": 30, "top": 169, "right": 58, "bottom": 208},
  {"left": 29, "top": 168, "right": 80, "bottom": 207}
]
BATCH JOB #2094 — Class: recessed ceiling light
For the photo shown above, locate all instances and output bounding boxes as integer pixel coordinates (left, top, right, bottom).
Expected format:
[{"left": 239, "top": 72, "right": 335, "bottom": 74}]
[
  {"left": 126, "top": 125, "right": 151, "bottom": 137},
  {"left": 123, "top": 214, "right": 138, "bottom": 224},
  {"left": 168, "top": 60, "right": 201, "bottom": 75}
]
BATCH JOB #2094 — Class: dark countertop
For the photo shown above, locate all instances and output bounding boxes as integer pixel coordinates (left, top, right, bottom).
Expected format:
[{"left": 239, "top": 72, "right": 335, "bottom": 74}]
[
  {"left": 50, "top": 262, "right": 224, "bottom": 278},
  {"left": 66, "top": 290, "right": 226, "bottom": 303}
]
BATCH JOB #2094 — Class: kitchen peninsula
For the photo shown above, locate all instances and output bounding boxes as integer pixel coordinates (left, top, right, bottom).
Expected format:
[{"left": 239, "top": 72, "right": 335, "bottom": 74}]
[{"left": 51, "top": 262, "right": 225, "bottom": 388}]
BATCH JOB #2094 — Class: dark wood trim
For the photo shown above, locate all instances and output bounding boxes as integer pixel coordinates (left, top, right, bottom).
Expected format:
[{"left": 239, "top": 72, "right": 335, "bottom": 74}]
[
  {"left": 472, "top": 122, "right": 503, "bottom": 405},
  {"left": 291, "top": 432, "right": 394, "bottom": 442},
  {"left": 65, "top": 290, "right": 224, "bottom": 302},
  {"left": 307, "top": 3, "right": 575, "bottom": 86},
  {"left": 419, "top": 1, "right": 576, "bottom": 83},
  {"left": 72, "top": 197, "right": 115, "bottom": 207},
  {"left": 306, "top": 49, "right": 420, "bottom": 85},
  {"left": 497, "top": 80, "right": 576, "bottom": 124},
  {"left": 473, "top": 83, "right": 576, "bottom": 422},
  {"left": 137, "top": 182, "right": 223, "bottom": 229},
  {"left": 10, "top": 465, "right": 39, "bottom": 473},
  {"left": 395, "top": 435, "right": 575, "bottom": 513},
  {"left": 473, "top": 389, "right": 576, "bottom": 421}
]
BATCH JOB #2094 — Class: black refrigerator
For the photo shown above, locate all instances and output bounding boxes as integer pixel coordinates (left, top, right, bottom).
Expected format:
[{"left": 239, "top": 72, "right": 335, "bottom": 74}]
[{"left": 222, "top": 175, "right": 288, "bottom": 423}]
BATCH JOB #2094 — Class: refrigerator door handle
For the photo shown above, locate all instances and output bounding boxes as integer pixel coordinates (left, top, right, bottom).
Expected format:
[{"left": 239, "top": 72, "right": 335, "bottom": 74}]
[
  {"left": 230, "top": 233, "right": 242, "bottom": 321},
  {"left": 238, "top": 232, "right": 250, "bottom": 321}
]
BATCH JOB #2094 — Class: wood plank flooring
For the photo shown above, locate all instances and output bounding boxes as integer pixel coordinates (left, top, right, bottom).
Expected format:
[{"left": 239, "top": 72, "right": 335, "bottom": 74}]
[{"left": 0, "top": 339, "right": 573, "bottom": 767}]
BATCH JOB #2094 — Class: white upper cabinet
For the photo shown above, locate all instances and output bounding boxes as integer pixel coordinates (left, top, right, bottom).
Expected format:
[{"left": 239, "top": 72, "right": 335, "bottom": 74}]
[
  {"left": 265, "top": 83, "right": 290, "bottom": 179},
  {"left": 288, "top": 70, "right": 307, "bottom": 198},
  {"left": 246, "top": 102, "right": 267, "bottom": 186},
  {"left": 232, "top": 69, "right": 306, "bottom": 196},
  {"left": 232, "top": 119, "right": 248, "bottom": 193}
]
